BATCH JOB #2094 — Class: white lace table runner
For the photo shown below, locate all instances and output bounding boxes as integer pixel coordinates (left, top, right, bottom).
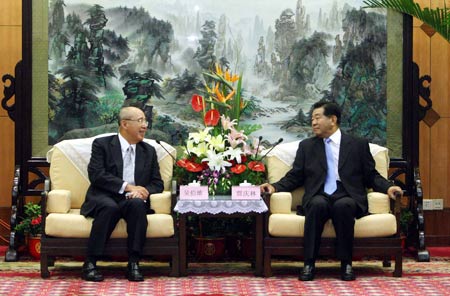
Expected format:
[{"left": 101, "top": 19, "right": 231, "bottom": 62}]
[{"left": 174, "top": 199, "right": 268, "bottom": 214}]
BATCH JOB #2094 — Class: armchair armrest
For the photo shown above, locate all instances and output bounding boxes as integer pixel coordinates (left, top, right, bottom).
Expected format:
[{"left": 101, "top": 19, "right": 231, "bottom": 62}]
[
  {"left": 269, "top": 192, "right": 293, "bottom": 214},
  {"left": 150, "top": 191, "right": 171, "bottom": 214},
  {"left": 47, "top": 190, "right": 72, "bottom": 213},
  {"left": 367, "top": 192, "right": 390, "bottom": 214}
]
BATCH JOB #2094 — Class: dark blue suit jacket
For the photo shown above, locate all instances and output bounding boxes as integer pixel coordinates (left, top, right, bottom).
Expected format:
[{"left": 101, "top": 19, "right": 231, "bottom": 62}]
[
  {"left": 273, "top": 133, "right": 392, "bottom": 216},
  {"left": 80, "top": 134, "right": 164, "bottom": 217}
]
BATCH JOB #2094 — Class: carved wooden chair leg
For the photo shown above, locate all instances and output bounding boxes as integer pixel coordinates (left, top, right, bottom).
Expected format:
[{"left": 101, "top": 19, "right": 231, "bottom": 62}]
[
  {"left": 169, "top": 254, "right": 180, "bottom": 277},
  {"left": 263, "top": 250, "right": 273, "bottom": 277},
  {"left": 393, "top": 252, "right": 402, "bottom": 277},
  {"left": 382, "top": 256, "right": 391, "bottom": 267},
  {"left": 40, "top": 254, "right": 50, "bottom": 278}
]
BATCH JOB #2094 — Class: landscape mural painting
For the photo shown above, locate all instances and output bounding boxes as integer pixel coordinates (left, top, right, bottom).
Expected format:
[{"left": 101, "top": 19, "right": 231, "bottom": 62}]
[{"left": 48, "top": 0, "right": 389, "bottom": 147}]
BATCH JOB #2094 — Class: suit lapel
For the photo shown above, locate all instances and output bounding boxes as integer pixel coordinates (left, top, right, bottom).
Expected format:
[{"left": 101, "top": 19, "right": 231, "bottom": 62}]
[
  {"left": 110, "top": 135, "right": 124, "bottom": 177},
  {"left": 314, "top": 137, "right": 327, "bottom": 170},
  {"left": 338, "top": 133, "right": 351, "bottom": 170},
  {"left": 134, "top": 143, "right": 146, "bottom": 184}
]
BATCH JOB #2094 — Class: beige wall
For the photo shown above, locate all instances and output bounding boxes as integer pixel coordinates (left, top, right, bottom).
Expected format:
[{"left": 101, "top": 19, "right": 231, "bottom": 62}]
[{"left": 0, "top": 1, "right": 21, "bottom": 208}]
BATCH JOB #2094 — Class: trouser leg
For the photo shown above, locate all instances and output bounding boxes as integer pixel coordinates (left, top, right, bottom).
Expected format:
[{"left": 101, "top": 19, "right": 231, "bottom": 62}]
[
  {"left": 331, "top": 196, "right": 357, "bottom": 261},
  {"left": 120, "top": 198, "right": 148, "bottom": 261},
  {"left": 303, "top": 195, "right": 331, "bottom": 262},
  {"left": 87, "top": 199, "right": 121, "bottom": 258}
]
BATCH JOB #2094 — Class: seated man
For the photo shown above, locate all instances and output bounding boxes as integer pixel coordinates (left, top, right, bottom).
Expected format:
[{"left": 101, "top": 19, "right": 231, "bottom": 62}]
[
  {"left": 80, "top": 106, "right": 164, "bottom": 282},
  {"left": 260, "top": 101, "right": 402, "bottom": 281}
]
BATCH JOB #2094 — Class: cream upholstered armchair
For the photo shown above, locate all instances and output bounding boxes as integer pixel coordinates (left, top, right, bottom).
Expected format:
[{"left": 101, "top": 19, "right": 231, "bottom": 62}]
[
  {"left": 263, "top": 141, "right": 402, "bottom": 277},
  {"left": 40, "top": 134, "right": 179, "bottom": 278}
]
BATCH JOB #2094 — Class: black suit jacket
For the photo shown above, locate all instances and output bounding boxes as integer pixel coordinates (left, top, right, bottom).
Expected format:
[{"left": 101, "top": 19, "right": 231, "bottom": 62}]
[
  {"left": 273, "top": 133, "right": 392, "bottom": 216},
  {"left": 80, "top": 135, "right": 164, "bottom": 217}
]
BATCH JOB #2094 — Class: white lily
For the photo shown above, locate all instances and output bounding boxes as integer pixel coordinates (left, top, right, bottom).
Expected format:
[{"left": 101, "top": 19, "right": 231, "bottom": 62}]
[
  {"left": 209, "top": 134, "right": 226, "bottom": 152},
  {"left": 190, "top": 141, "right": 209, "bottom": 157},
  {"left": 202, "top": 150, "right": 232, "bottom": 172},
  {"left": 189, "top": 127, "right": 213, "bottom": 144},
  {"left": 224, "top": 147, "right": 243, "bottom": 164}
]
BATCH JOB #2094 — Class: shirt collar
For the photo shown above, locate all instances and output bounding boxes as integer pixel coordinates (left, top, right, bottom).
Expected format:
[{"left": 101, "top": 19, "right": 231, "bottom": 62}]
[
  {"left": 118, "top": 133, "right": 136, "bottom": 153},
  {"left": 325, "top": 128, "right": 341, "bottom": 145}
]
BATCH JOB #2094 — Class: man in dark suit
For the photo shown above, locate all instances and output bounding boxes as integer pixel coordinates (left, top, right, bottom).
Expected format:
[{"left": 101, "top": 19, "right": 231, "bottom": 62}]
[
  {"left": 260, "top": 101, "right": 402, "bottom": 281},
  {"left": 80, "top": 106, "right": 164, "bottom": 282}
]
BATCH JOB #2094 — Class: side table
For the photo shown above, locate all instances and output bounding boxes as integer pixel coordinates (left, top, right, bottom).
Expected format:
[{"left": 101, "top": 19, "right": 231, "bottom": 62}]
[{"left": 174, "top": 196, "right": 268, "bottom": 276}]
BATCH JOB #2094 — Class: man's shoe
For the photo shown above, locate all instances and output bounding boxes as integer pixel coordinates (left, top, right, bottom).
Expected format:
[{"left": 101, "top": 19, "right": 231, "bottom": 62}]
[
  {"left": 299, "top": 264, "right": 315, "bottom": 281},
  {"left": 340, "top": 263, "right": 356, "bottom": 281},
  {"left": 126, "top": 262, "right": 144, "bottom": 282},
  {"left": 81, "top": 262, "right": 104, "bottom": 282}
]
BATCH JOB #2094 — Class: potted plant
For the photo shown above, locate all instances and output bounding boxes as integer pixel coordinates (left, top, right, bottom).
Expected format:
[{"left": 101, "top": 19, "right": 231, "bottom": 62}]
[
  {"left": 400, "top": 208, "right": 413, "bottom": 248},
  {"left": 14, "top": 202, "right": 43, "bottom": 259}
]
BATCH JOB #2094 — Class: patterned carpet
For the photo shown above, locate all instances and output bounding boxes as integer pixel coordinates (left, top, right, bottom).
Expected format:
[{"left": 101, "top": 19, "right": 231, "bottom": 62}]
[{"left": 0, "top": 256, "right": 450, "bottom": 296}]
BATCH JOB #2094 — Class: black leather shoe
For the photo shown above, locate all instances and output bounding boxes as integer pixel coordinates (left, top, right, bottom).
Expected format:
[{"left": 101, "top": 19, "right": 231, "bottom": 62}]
[
  {"left": 299, "top": 264, "right": 315, "bottom": 281},
  {"left": 126, "top": 262, "right": 144, "bottom": 282},
  {"left": 341, "top": 263, "right": 356, "bottom": 281},
  {"left": 82, "top": 262, "right": 104, "bottom": 282}
]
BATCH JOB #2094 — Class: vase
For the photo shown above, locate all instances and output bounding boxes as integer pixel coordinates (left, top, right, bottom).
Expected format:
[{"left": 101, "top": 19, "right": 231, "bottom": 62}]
[
  {"left": 194, "top": 237, "right": 225, "bottom": 261},
  {"left": 28, "top": 235, "right": 41, "bottom": 259}
]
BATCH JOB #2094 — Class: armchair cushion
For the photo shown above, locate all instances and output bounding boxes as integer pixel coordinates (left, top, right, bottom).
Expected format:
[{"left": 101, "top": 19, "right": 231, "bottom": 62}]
[
  {"left": 45, "top": 210, "right": 174, "bottom": 238},
  {"left": 268, "top": 212, "right": 397, "bottom": 238}
]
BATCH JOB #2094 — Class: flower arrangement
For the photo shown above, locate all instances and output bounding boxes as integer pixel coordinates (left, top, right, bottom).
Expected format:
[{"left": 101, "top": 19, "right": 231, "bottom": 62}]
[
  {"left": 14, "top": 202, "right": 43, "bottom": 237},
  {"left": 175, "top": 64, "right": 266, "bottom": 195}
]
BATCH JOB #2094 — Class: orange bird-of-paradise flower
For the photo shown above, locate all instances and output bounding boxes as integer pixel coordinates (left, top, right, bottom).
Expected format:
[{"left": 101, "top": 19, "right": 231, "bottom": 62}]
[
  {"left": 204, "top": 109, "right": 221, "bottom": 126},
  {"left": 224, "top": 69, "right": 240, "bottom": 82},
  {"left": 214, "top": 87, "right": 235, "bottom": 103},
  {"left": 191, "top": 94, "right": 204, "bottom": 112},
  {"left": 215, "top": 63, "right": 223, "bottom": 76}
]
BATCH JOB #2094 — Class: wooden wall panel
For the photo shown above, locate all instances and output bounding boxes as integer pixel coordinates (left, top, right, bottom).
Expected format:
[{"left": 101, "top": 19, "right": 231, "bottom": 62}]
[
  {"left": 0, "top": 118, "right": 15, "bottom": 208},
  {"left": 0, "top": 1, "right": 20, "bottom": 211},
  {"left": 429, "top": 118, "right": 450, "bottom": 206},
  {"left": 0, "top": 1, "right": 21, "bottom": 26},
  {"left": 0, "top": 26, "right": 21, "bottom": 117},
  {"left": 413, "top": 21, "right": 432, "bottom": 199},
  {"left": 430, "top": 35, "right": 450, "bottom": 117}
]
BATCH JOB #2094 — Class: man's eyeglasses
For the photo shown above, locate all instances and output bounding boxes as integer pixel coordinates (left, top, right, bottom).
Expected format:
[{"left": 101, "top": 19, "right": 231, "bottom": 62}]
[{"left": 124, "top": 118, "right": 149, "bottom": 126}]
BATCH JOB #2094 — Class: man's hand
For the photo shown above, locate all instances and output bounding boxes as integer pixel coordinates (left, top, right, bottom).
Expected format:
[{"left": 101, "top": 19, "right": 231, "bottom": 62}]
[
  {"left": 260, "top": 183, "right": 275, "bottom": 194},
  {"left": 387, "top": 186, "right": 403, "bottom": 199},
  {"left": 125, "top": 184, "right": 149, "bottom": 201}
]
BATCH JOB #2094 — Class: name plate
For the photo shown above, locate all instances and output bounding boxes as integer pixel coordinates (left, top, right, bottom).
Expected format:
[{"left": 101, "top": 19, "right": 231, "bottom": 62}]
[
  {"left": 231, "top": 185, "right": 261, "bottom": 200},
  {"left": 179, "top": 185, "right": 209, "bottom": 200}
]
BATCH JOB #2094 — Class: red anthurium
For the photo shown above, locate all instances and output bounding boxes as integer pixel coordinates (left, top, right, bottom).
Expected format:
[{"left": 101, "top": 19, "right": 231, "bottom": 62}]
[
  {"left": 204, "top": 109, "right": 221, "bottom": 126},
  {"left": 191, "top": 94, "right": 204, "bottom": 112},
  {"left": 185, "top": 160, "right": 204, "bottom": 172},
  {"left": 248, "top": 161, "right": 265, "bottom": 172},
  {"left": 176, "top": 159, "right": 188, "bottom": 168},
  {"left": 231, "top": 164, "right": 247, "bottom": 174}
]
